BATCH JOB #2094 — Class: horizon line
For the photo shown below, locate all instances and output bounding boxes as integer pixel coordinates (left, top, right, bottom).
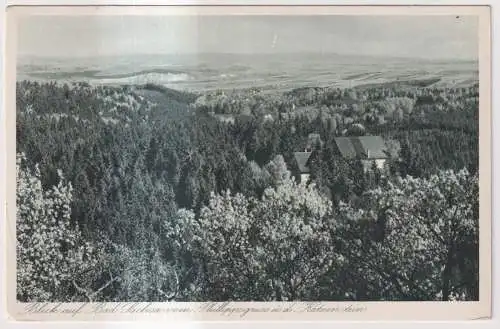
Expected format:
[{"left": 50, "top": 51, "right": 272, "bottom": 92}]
[{"left": 17, "top": 51, "right": 479, "bottom": 63}]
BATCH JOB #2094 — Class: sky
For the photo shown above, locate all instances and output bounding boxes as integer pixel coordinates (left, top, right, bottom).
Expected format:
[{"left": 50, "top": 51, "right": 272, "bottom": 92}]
[{"left": 17, "top": 15, "right": 479, "bottom": 60}]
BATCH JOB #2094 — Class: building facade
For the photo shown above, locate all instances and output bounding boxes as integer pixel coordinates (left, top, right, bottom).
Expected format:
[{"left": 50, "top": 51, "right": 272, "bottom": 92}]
[{"left": 334, "top": 135, "right": 398, "bottom": 173}]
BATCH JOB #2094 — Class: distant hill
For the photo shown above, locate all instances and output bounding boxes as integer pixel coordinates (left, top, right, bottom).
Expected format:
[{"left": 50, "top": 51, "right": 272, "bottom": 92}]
[
  {"left": 17, "top": 52, "right": 479, "bottom": 92},
  {"left": 354, "top": 77, "right": 443, "bottom": 90}
]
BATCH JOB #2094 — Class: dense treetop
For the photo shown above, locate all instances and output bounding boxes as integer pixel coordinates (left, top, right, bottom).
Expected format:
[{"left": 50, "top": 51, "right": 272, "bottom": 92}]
[{"left": 16, "top": 79, "right": 479, "bottom": 302}]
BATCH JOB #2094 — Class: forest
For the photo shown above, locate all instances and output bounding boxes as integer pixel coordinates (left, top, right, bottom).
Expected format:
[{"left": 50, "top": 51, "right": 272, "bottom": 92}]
[{"left": 16, "top": 79, "right": 479, "bottom": 302}]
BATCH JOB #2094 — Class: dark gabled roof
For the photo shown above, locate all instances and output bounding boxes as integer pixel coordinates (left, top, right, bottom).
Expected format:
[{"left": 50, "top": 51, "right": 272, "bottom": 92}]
[
  {"left": 334, "top": 136, "right": 389, "bottom": 160},
  {"left": 357, "top": 136, "right": 389, "bottom": 159},
  {"left": 294, "top": 152, "right": 312, "bottom": 173},
  {"left": 334, "top": 137, "right": 358, "bottom": 159}
]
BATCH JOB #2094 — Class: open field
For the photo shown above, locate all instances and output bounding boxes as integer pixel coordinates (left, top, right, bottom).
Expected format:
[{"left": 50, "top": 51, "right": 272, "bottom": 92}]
[{"left": 18, "top": 53, "right": 478, "bottom": 92}]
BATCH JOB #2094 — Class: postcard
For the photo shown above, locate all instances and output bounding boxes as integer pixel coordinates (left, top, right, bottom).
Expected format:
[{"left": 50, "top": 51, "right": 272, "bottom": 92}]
[{"left": 3, "top": 4, "right": 492, "bottom": 321}]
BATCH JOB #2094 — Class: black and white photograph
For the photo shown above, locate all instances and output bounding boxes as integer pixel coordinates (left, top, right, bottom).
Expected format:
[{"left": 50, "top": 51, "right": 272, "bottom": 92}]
[{"left": 6, "top": 5, "right": 491, "bottom": 317}]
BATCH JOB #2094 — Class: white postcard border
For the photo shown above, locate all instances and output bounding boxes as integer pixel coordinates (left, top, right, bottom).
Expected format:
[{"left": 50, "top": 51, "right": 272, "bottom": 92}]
[{"left": 1, "top": 0, "right": 497, "bottom": 327}]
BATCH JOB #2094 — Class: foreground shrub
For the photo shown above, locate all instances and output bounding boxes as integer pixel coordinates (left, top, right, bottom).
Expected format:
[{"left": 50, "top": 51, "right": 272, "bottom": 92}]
[{"left": 16, "top": 153, "right": 98, "bottom": 302}]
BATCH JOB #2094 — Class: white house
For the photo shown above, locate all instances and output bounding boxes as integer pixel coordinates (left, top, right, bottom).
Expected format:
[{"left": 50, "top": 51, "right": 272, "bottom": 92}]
[
  {"left": 293, "top": 151, "right": 312, "bottom": 184},
  {"left": 334, "top": 135, "right": 398, "bottom": 173}
]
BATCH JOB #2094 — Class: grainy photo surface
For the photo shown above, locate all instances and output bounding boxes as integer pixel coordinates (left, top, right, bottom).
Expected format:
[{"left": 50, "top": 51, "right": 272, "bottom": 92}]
[{"left": 13, "top": 10, "right": 483, "bottom": 306}]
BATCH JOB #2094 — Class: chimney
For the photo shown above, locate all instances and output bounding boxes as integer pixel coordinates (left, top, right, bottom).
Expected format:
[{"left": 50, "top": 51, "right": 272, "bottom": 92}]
[{"left": 367, "top": 150, "right": 370, "bottom": 159}]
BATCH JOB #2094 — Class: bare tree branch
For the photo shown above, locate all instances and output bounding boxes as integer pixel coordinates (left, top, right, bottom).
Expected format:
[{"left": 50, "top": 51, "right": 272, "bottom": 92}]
[
  {"left": 92, "top": 276, "right": 119, "bottom": 298},
  {"left": 72, "top": 272, "right": 120, "bottom": 302},
  {"left": 72, "top": 280, "right": 92, "bottom": 302}
]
